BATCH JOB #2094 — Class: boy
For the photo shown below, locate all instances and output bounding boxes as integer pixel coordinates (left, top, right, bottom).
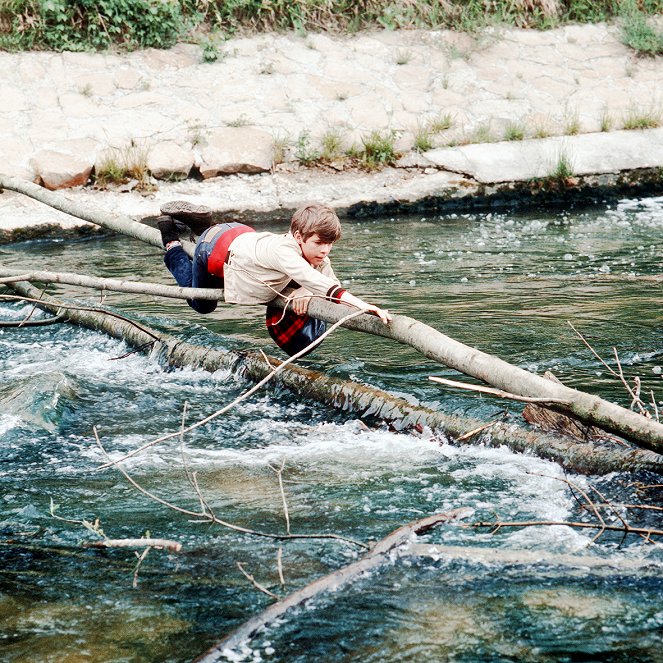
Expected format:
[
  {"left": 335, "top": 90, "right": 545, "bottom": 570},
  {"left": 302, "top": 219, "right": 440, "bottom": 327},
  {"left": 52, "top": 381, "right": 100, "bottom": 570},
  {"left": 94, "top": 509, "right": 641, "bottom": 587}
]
[{"left": 157, "top": 202, "right": 391, "bottom": 356}]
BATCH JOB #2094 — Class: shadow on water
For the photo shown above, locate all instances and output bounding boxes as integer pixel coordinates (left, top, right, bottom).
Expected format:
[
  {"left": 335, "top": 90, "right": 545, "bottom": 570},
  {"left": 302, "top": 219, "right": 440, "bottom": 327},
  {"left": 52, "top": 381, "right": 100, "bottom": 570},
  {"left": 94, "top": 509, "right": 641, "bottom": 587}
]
[{"left": 0, "top": 198, "right": 662, "bottom": 661}]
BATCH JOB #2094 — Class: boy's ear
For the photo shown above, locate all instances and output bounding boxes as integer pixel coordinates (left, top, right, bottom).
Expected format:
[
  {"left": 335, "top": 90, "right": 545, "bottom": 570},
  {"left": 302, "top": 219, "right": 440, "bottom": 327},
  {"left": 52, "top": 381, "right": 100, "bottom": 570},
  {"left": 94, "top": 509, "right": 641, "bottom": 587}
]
[{"left": 293, "top": 230, "right": 302, "bottom": 243}]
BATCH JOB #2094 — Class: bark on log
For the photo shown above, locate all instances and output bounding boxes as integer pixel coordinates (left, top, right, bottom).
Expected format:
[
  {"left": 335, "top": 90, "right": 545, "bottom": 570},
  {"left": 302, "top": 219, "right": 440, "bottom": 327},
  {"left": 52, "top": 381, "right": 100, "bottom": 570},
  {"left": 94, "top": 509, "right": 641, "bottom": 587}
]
[
  {"left": 4, "top": 281, "right": 663, "bottom": 476},
  {"left": 2, "top": 173, "right": 663, "bottom": 453},
  {"left": 194, "top": 509, "right": 471, "bottom": 663}
]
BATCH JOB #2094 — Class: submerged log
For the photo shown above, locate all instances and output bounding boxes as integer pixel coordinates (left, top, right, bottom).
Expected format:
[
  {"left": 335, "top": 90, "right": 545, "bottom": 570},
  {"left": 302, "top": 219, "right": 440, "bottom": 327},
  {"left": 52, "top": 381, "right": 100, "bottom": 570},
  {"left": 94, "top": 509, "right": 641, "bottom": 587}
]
[
  {"left": 4, "top": 281, "right": 663, "bottom": 476},
  {"left": 2, "top": 173, "right": 663, "bottom": 453}
]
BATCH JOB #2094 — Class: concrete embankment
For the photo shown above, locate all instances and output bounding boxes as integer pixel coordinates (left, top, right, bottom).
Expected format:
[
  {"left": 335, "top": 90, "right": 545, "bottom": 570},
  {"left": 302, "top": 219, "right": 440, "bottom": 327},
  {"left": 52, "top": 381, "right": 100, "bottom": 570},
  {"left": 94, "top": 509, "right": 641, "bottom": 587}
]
[{"left": 0, "top": 23, "right": 662, "bottom": 240}]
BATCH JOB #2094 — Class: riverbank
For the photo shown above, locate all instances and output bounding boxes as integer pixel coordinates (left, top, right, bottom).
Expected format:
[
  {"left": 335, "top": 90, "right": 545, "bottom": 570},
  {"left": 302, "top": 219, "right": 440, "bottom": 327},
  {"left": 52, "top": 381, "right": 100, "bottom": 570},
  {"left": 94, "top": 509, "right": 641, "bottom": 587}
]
[{"left": 0, "top": 22, "right": 662, "bottom": 241}]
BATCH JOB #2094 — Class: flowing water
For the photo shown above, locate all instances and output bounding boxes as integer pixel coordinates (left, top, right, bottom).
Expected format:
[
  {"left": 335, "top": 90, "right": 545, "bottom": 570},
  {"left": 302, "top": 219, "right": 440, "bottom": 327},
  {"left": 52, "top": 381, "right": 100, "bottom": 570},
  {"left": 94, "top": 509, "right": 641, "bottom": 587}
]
[{"left": 1, "top": 196, "right": 662, "bottom": 662}]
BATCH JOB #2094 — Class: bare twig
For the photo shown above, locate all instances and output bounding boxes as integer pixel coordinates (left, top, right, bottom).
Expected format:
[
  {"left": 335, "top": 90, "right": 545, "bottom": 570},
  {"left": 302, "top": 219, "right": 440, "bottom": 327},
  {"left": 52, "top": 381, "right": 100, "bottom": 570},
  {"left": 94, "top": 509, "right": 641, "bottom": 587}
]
[
  {"left": 97, "top": 308, "right": 365, "bottom": 469},
  {"left": 0, "top": 293, "right": 163, "bottom": 341},
  {"left": 529, "top": 472, "right": 606, "bottom": 542},
  {"left": 651, "top": 390, "right": 659, "bottom": 422},
  {"left": 429, "top": 376, "right": 572, "bottom": 406},
  {"left": 277, "top": 546, "right": 285, "bottom": 588},
  {"left": 133, "top": 546, "right": 151, "bottom": 588},
  {"left": 198, "top": 509, "right": 471, "bottom": 661},
  {"left": 94, "top": 427, "right": 368, "bottom": 549},
  {"left": 472, "top": 520, "right": 662, "bottom": 539},
  {"left": 85, "top": 538, "right": 182, "bottom": 552},
  {"left": 0, "top": 313, "right": 65, "bottom": 327},
  {"left": 236, "top": 562, "right": 278, "bottom": 600},
  {"left": 456, "top": 411, "right": 508, "bottom": 442},
  {"left": 269, "top": 458, "right": 291, "bottom": 535},
  {"left": 568, "top": 321, "right": 649, "bottom": 417}
]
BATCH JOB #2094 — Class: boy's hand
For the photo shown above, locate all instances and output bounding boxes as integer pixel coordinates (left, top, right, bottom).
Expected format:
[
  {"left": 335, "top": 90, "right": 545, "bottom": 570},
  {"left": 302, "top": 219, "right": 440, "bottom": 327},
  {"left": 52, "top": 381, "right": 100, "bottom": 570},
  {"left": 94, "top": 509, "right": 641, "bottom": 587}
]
[
  {"left": 366, "top": 305, "right": 392, "bottom": 324},
  {"left": 289, "top": 287, "right": 312, "bottom": 315}
]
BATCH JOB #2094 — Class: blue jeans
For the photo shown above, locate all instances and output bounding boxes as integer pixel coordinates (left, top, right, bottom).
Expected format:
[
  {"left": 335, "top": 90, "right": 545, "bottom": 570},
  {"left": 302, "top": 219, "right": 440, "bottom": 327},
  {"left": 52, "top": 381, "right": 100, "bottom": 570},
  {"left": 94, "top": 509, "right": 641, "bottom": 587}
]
[{"left": 163, "top": 245, "right": 221, "bottom": 314}]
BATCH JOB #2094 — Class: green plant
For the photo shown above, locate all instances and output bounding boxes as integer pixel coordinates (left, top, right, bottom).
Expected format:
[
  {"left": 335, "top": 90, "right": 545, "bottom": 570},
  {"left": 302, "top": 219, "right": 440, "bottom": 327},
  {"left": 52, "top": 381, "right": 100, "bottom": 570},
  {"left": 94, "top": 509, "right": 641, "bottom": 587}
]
[
  {"left": 6, "top": 0, "right": 187, "bottom": 52},
  {"left": 549, "top": 148, "right": 574, "bottom": 181},
  {"left": 620, "top": 2, "right": 663, "bottom": 56},
  {"left": 95, "top": 140, "right": 151, "bottom": 189},
  {"left": 272, "top": 133, "right": 290, "bottom": 166},
  {"left": 187, "top": 122, "right": 208, "bottom": 148},
  {"left": 359, "top": 130, "right": 398, "bottom": 170},
  {"left": 600, "top": 109, "right": 613, "bottom": 132},
  {"left": 227, "top": 113, "right": 250, "bottom": 127},
  {"left": 320, "top": 128, "right": 345, "bottom": 161},
  {"left": 564, "top": 112, "right": 580, "bottom": 136},
  {"left": 413, "top": 125, "right": 434, "bottom": 153},
  {"left": 429, "top": 113, "right": 453, "bottom": 133},
  {"left": 295, "top": 130, "right": 320, "bottom": 165},
  {"left": 471, "top": 122, "right": 494, "bottom": 143},
  {"left": 622, "top": 107, "right": 661, "bottom": 130},
  {"left": 200, "top": 36, "right": 221, "bottom": 63},
  {"left": 504, "top": 122, "right": 525, "bottom": 141}
]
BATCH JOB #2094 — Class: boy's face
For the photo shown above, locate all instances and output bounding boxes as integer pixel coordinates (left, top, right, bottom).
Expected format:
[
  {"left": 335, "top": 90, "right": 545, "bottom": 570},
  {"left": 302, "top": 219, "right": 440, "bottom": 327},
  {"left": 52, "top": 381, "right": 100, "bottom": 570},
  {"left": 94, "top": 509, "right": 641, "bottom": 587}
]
[{"left": 294, "top": 232, "right": 334, "bottom": 267}]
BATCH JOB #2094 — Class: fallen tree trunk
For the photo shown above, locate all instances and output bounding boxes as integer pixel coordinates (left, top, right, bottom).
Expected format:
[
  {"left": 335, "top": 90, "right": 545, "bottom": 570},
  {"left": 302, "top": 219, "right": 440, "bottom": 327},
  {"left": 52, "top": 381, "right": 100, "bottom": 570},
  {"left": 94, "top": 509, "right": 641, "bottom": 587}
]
[
  {"left": 4, "top": 281, "right": 663, "bottom": 476},
  {"left": 193, "top": 509, "right": 471, "bottom": 663},
  {"left": 2, "top": 173, "right": 663, "bottom": 453}
]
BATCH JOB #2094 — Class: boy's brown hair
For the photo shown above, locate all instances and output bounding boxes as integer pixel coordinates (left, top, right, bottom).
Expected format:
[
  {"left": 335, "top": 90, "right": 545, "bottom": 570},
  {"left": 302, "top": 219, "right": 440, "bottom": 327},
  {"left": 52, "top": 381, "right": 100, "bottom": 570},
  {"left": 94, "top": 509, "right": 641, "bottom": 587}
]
[{"left": 290, "top": 204, "right": 342, "bottom": 243}]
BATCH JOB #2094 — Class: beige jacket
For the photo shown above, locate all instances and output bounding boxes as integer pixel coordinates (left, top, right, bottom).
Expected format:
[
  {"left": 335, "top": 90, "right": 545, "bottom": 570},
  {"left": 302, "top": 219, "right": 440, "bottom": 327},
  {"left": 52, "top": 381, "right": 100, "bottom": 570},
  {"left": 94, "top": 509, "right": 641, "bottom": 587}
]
[{"left": 223, "top": 231, "right": 340, "bottom": 304}]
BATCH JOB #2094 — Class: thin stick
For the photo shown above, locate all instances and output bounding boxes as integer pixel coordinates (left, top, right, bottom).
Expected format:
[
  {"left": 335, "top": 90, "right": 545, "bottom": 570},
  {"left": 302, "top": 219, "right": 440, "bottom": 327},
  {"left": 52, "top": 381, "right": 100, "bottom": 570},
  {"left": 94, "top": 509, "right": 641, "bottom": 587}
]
[
  {"left": 133, "top": 546, "right": 151, "bottom": 589},
  {"left": 651, "top": 390, "right": 659, "bottom": 422},
  {"left": 85, "top": 538, "right": 182, "bottom": 552},
  {"left": 531, "top": 472, "right": 607, "bottom": 542},
  {"left": 97, "top": 309, "right": 365, "bottom": 469},
  {"left": 0, "top": 313, "right": 65, "bottom": 327},
  {"left": 613, "top": 347, "right": 647, "bottom": 416},
  {"left": 0, "top": 293, "right": 163, "bottom": 341},
  {"left": 472, "top": 520, "right": 662, "bottom": 538},
  {"left": 236, "top": 562, "right": 278, "bottom": 600},
  {"left": 269, "top": 458, "right": 291, "bottom": 535},
  {"left": 179, "top": 401, "right": 214, "bottom": 517},
  {"left": 93, "top": 428, "right": 368, "bottom": 549},
  {"left": 429, "top": 376, "right": 572, "bottom": 405},
  {"left": 456, "top": 411, "right": 508, "bottom": 442},
  {"left": 277, "top": 546, "right": 285, "bottom": 588},
  {"left": 568, "top": 322, "right": 647, "bottom": 415}
]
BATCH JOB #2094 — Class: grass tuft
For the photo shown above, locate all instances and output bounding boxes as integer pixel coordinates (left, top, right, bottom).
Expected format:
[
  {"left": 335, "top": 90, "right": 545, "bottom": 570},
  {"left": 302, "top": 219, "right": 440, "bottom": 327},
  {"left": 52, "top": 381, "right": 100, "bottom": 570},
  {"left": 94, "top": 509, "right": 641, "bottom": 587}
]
[
  {"left": 359, "top": 130, "right": 398, "bottom": 170},
  {"left": 622, "top": 107, "right": 661, "bottom": 130},
  {"left": 504, "top": 122, "right": 525, "bottom": 141},
  {"left": 95, "top": 140, "right": 151, "bottom": 189}
]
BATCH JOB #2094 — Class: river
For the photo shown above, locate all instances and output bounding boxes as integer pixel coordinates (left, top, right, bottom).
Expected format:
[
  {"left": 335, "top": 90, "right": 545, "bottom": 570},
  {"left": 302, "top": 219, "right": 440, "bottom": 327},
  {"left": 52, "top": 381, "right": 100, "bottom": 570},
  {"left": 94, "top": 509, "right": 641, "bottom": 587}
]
[{"left": 1, "top": 196, "right": 662, "bottom": 662}]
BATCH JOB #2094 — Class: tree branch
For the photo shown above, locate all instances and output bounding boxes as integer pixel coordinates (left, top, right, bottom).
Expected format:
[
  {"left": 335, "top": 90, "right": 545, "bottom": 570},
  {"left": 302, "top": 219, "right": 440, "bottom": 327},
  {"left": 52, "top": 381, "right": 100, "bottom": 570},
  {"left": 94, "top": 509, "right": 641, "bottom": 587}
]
[{"left": 194, "top": 509, "right": 471, "bottom": 662}]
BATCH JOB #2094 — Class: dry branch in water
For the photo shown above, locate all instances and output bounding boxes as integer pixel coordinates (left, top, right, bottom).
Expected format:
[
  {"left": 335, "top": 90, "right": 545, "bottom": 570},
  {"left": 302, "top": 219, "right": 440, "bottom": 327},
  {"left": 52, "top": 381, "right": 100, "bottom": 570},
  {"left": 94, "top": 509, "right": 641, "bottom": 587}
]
[
  {"left": 194, "top": 509, "right": 471, "bottom": 662},
  {"left": 93, "top": 428, "right": 368, "bottom": 550},
  {"left": 84, "top": 538, "right": 182, "bottom": 552},
  {"left": 475, "top": 473, "right": 662, "bottom": 546}
]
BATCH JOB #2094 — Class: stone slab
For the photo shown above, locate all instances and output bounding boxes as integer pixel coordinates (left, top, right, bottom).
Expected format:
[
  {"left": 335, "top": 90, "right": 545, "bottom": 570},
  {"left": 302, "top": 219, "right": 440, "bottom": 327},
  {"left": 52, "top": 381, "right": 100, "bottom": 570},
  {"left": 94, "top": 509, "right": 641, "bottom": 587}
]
[{"left": 425, "top": 128, "right": 663, "bottom": 183}]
